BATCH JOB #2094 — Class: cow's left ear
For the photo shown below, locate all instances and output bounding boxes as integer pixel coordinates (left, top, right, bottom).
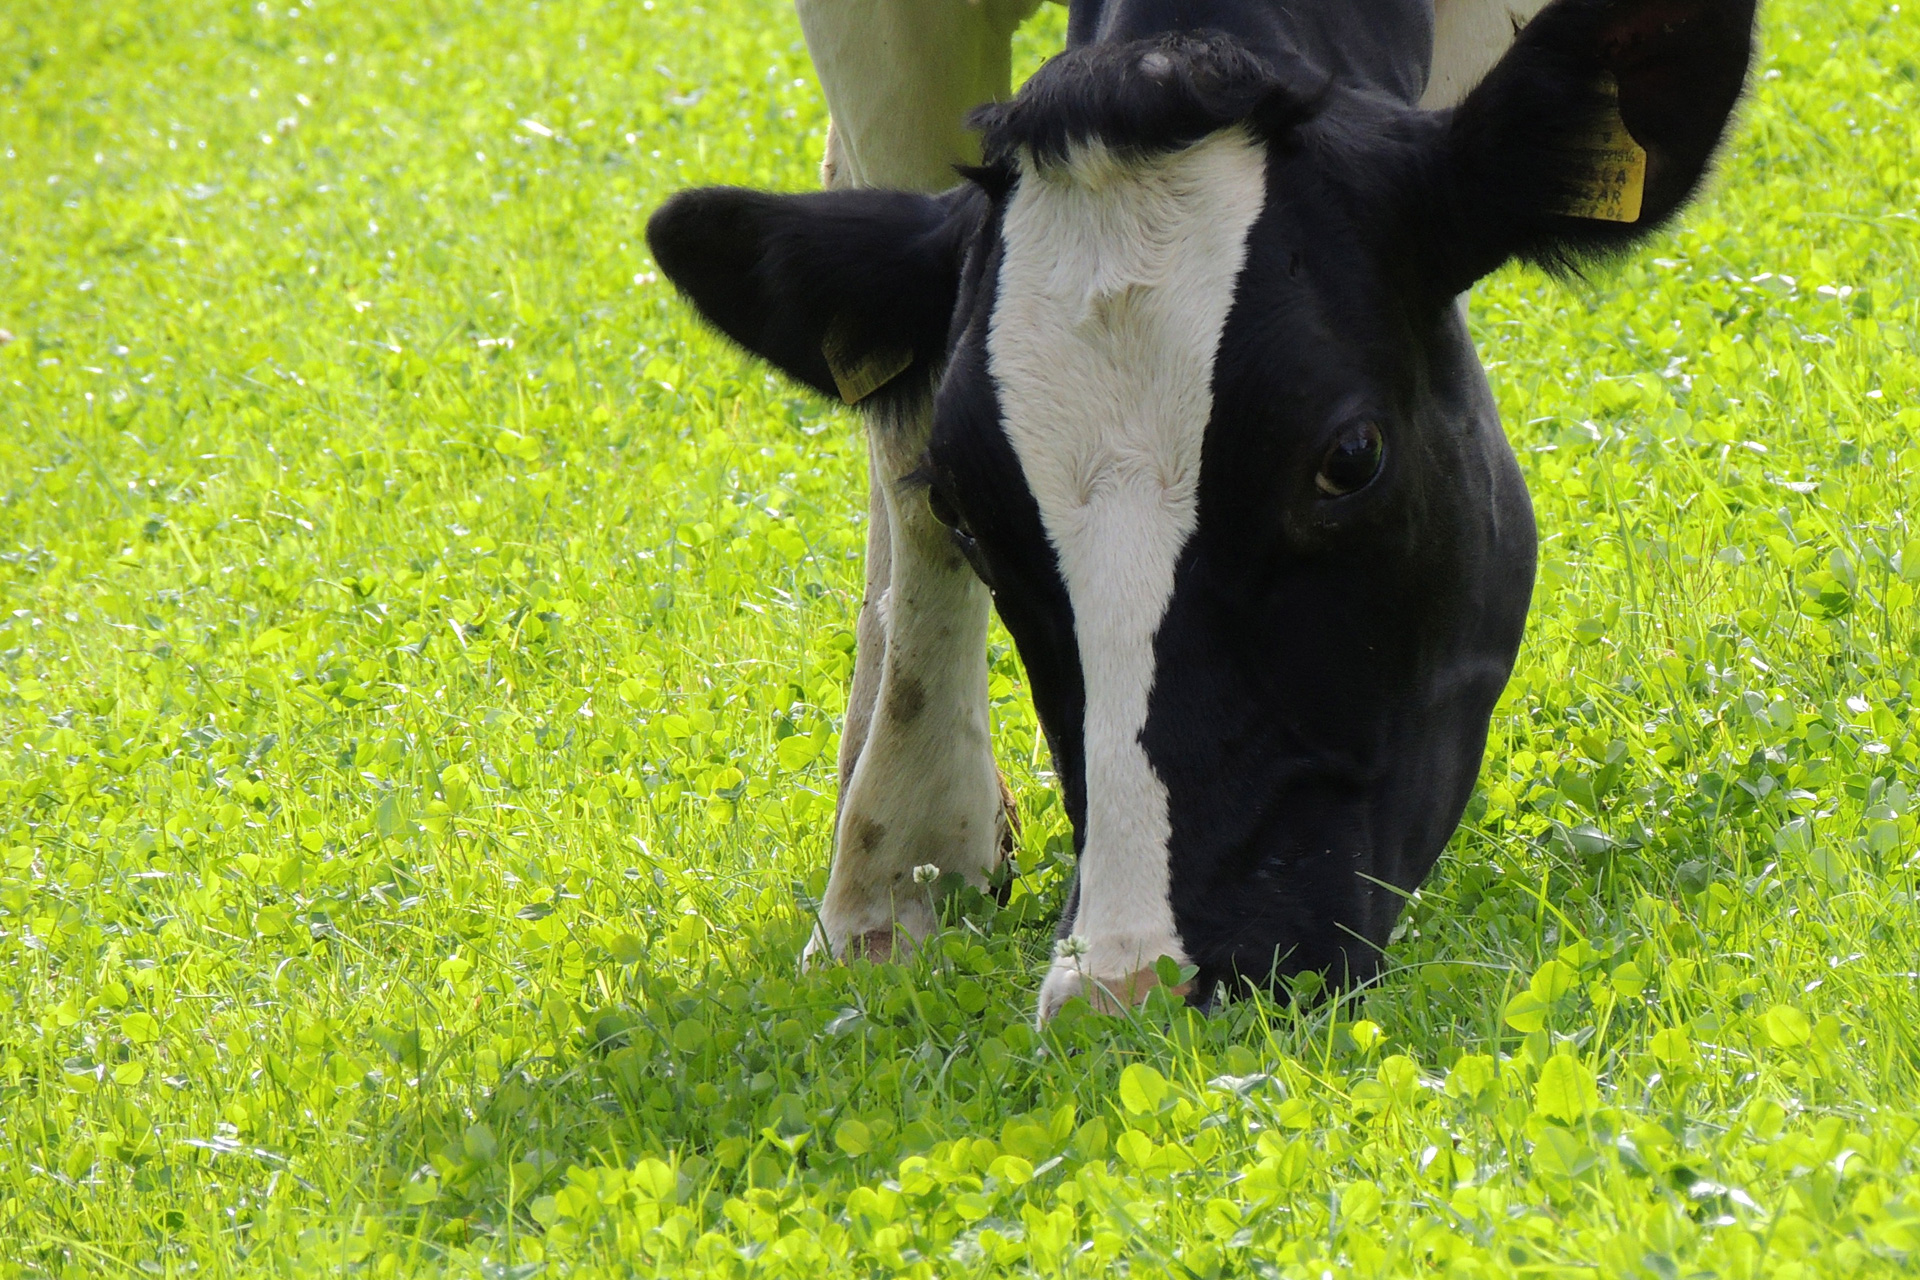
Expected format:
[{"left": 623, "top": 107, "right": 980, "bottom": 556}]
[
  {"left": 647, "top": 184, "right": 982, "bottom": 407},
  {"left": 1419, "top": 0, "right": 1757, "bottom": 297}
]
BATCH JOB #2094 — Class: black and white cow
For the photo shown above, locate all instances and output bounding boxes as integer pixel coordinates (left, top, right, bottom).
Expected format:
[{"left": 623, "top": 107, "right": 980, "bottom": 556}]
[{"left": 648, "top": 0, "right": 1756, "bottom": 1017}]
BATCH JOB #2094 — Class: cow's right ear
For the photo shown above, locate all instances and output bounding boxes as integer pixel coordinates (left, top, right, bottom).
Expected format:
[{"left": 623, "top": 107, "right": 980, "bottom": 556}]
[
  {"left": 646, "top": 185, "right": 982, "bottom": 407},
  {"left": 1416, "top": 0, "right": 1757, "bottom": 298}
]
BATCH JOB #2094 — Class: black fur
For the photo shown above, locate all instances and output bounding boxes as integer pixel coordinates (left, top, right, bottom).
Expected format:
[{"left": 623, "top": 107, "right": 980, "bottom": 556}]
[
  {"left": 1144, "top": 186, "right": 1536, "bottom": 996},
  {"left": 968, "top": 32, "right": 1326, "bottom": 168},
  {"left": 1066, "top": 0, "right": 1433, "bottom": 104},
  {"left": 644, "top": 184, "right": 987, "bottom": 408}
]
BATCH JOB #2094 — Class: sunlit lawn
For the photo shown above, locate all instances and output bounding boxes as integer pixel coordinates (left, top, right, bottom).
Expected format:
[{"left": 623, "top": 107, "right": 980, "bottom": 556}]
[{"left": 2, "top": 0, "right": 1919, "bottom": 1275}]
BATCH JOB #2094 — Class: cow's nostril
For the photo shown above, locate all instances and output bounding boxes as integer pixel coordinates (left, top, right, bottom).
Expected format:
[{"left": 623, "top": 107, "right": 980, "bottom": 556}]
[{"left": 1314, "top": 421, "right": 1384, "bottom": 497}]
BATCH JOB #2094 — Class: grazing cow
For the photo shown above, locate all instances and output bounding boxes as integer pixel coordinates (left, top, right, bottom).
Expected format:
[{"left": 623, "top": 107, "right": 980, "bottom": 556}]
[{"left": 648, "top": 0, "right": 1756, "bottom": 1017}]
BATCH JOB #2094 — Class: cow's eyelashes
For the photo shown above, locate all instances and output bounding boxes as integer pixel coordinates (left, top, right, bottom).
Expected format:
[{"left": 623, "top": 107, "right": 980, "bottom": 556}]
[{"left": 1313, "top": 421, "right": 1384, "bottom": 498}]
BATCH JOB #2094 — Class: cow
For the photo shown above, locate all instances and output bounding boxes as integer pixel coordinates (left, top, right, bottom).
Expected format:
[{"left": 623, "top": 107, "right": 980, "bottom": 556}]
[{"left": 646, "top": 0, "right": 1757, "bottom": 1018}]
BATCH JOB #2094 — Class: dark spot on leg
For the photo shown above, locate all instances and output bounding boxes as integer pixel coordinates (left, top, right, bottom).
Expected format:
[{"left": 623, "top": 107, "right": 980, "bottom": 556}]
[
  {"left": 850, "top": 817, "right": 886, "bottom": 855},
  {"left": 888, "top": 675, "right": 926, "bottom": 724}
]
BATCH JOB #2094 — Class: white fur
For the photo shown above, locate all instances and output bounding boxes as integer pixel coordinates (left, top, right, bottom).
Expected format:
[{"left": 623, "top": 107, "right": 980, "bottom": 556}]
[
  {"left": 987, "top": 131, "right": 1268, "bottom": 1016},
  {"left": 1425, "top": 0, "right": 1553, "bottom": 108}
]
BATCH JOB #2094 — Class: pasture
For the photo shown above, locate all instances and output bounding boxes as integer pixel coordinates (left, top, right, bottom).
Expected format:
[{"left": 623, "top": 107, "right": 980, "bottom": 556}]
[{"left": 2, "top": 0, "right": 1918, "bottom": 1273}]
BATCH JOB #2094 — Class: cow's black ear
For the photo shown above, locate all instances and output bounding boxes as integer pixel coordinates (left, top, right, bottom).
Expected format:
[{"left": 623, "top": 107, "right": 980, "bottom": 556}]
[
  {"left": 1422, "top": 0, "right": 1756, "bottom": 296},
  {"left": 646, "top": 185, "right": 982, "bottom": 407}
]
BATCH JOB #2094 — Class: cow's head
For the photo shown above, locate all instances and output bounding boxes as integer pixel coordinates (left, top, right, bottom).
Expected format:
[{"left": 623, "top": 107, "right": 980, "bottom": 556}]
[{"left": 648, "top": 0, "right": 1755, "bottom": 1006}]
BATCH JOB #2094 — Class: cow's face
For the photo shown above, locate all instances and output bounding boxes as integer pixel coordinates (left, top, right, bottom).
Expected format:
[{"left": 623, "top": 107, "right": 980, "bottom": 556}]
[
  {"left": 649, "top": 0, "right": 1754, "bottom": 1003},
  {"left": 923, "top": 111, "right": 1539, "bottom": 1001}
]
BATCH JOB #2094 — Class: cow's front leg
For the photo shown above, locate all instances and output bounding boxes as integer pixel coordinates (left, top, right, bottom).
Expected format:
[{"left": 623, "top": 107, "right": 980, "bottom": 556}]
[
  {"left": 796, "top": 0, "right": 1042, "bottom": 192},
  {"left": 807, "top": 413, "right": 1004, "bottom": 963}
]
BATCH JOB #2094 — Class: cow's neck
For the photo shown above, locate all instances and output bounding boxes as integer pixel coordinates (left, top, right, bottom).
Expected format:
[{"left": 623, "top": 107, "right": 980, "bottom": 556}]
[{"left": 1065, "top": 0, "right": 1433, "bottom": 105}]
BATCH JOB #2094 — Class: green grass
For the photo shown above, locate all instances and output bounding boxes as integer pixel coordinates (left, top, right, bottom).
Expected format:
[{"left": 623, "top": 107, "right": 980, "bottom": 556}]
[{"left": 1, "top": 0, "right": 1918, "bottom": 1274}]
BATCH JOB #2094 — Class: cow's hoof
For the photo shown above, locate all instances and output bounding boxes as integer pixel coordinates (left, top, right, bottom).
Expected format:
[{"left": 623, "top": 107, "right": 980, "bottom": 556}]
[
  {"left": 1037, "top": 958, "right": 1191, "bottom": 1021},
  {"left": 800, "top": 925, "right": 830, "bottom": 971},
  {"left": 845, "top": 927, "right": 912, "bottom": 963},
  {"left": 802, "top": 923, "right": 917, "bottom": 970}
]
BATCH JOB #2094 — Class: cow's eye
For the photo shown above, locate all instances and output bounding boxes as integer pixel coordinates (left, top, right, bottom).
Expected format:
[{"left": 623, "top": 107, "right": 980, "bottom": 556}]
[{"left": 1314, "top": 422, "right": 1384, "bottom": 497}]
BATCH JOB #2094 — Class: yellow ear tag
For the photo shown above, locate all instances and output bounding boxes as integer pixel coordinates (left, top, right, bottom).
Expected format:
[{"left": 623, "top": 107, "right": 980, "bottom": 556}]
[
  {"left": 821, "top": 318, "right": 913, "bottom": 406},
  {"left": 1555, "top": 74, "right": 1646, "bottom": 223}
]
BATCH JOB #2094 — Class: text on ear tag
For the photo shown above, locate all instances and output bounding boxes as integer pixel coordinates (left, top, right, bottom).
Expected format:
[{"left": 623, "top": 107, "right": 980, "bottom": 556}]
[
  {"left": 822, "top": 318, "right": 913, "bottom": 406},
  {"left": 1554, "top": 74, "right": 1646, "bottom": 223}
]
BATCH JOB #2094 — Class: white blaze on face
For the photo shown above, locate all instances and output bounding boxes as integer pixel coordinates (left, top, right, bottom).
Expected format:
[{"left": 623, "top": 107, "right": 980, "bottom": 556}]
[{"left": 988, "top": 128, "right": 1267, "bottom": 995}]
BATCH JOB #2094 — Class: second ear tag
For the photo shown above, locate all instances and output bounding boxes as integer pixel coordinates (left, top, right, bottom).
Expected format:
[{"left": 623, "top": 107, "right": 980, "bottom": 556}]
[{"left": 1554, "top": 74, "right": 1646, "bottom": 224}]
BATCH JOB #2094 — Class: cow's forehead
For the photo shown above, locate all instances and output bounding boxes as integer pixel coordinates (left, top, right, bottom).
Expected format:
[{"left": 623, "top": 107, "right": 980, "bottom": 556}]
[
  {"left": 981, "top": 127, "right": 1268, "bottom": 971},
  {"left": 986, "top": 128, "right": 1267, "bottom": 522}
]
